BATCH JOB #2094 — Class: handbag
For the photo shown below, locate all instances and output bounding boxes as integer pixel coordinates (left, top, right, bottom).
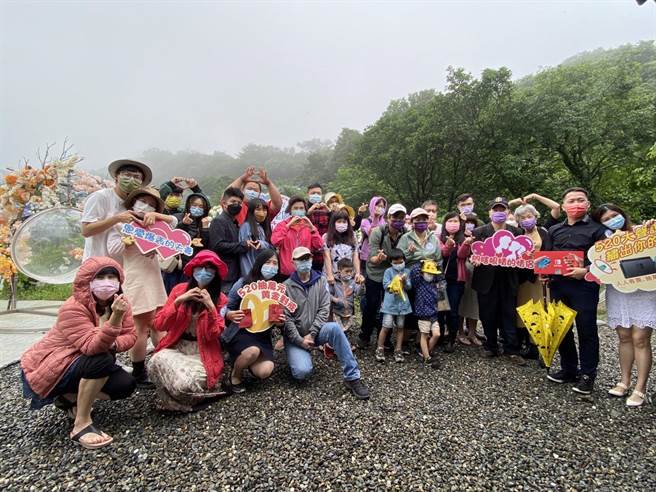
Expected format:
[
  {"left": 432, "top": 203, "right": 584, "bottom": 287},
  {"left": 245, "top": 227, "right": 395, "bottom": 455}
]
[{"left": 436, "top": 279, "right": 450, "bottom": 312}]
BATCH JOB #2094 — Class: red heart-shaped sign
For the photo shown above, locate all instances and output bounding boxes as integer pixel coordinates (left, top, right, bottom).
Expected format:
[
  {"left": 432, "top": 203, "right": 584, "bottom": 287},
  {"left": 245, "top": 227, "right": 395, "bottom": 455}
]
[{"left": 125, "top": 220, "right": 193, "bottom": 260}]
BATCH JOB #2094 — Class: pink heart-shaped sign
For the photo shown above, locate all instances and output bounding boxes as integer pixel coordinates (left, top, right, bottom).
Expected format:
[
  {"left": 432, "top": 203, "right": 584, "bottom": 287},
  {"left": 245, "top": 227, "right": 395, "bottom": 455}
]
[{"left": 122, "top": 220, "right": 193, "bottom": 260}]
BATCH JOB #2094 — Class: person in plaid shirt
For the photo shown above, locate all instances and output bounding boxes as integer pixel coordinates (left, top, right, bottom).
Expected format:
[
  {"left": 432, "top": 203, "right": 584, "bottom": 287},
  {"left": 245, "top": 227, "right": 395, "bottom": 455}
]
[{"left": 306, "top": 183, "right": 331, "bottom": 271}]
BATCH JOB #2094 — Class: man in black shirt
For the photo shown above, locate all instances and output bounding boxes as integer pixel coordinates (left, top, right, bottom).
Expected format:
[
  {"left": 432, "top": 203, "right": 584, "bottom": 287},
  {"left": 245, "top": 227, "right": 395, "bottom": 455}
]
[
  {"left": 209, "top": 187, "right": 255, "bottom": 294},
  {"left": 471, "top": 197, "right": 526, "bottom": 366},
  {"left": 546, "top": 187, "right": 609, "bottom": 395}
]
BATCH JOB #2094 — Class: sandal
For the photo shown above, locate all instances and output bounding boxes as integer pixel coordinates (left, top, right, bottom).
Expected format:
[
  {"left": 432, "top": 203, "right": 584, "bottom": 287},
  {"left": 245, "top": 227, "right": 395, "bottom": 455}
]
[
  {"left": 626, "top": 390, "right": 646, "bottom": 407},
  {"left": 608, "top": 382, "right": 629, "bottom": 397},
  {"left": 70, "top": 424, "right": 113, "bottom": 450}
]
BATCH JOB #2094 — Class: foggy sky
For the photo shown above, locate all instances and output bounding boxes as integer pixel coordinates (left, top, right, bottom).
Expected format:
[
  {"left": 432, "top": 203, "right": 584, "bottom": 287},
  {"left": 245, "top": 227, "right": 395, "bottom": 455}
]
[{"left": 1, "top": 1, "right": 654, "bottom": 171}]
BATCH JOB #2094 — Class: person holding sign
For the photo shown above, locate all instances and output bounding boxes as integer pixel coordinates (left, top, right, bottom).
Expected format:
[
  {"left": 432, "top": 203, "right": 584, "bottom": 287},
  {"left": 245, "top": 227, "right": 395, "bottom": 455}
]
[
  {"left": 591, "top": 204, "right": 655, "bottom": 407},
  {"left": 238, "top": 197, "right": 273, "bottom": 278},
  {"left": 283, "top": 247, "right": 370, "bottom": 399},
  {"left": 546, "top": 188, "right": 608, "bottom": 395},
  {"left": 81, "top": 159, "right": 152, "bottom": 263},
  {"left": 223, "top": 249, "right": 285, "bottom": 393},
  {"left": 463, "top": 197, "right": 526, "bottom": 366},
  {"left": 20, "top": 257, "right": 137, "bottom": 450},
  {"left": 148, "top": 250, "right": 229, "bottom": 412},
  {"left": 107, "top": 187, "right": 177, "bottom": 387}
]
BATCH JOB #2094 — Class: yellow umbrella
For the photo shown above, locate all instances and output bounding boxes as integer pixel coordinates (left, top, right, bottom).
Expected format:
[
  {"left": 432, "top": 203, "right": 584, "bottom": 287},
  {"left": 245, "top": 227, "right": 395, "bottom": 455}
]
[
  {"left": 517, "top": 300, "right": 551, "bottom": 366},
  {"left": 550, "top": 301, "right": 576, "bottom": 354},
  {"left": 387, "top": 274, "right": 407, "bottom": 302}
]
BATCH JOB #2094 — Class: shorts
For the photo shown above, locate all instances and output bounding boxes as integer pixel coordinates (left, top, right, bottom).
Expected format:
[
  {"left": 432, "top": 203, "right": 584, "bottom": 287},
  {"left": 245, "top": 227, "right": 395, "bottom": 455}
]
[
  {"left": 382, "top": 314, "right": 406, "bottom": 331},
  {"left": 418, "top": 319, "right": 440, "bottom": 335}
]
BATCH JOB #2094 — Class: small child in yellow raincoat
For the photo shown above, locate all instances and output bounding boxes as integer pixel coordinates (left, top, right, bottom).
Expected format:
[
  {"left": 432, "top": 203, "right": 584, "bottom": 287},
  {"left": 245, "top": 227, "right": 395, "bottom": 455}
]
[{"left": 376, "top": 249, "right": 412, "bottom": 363}]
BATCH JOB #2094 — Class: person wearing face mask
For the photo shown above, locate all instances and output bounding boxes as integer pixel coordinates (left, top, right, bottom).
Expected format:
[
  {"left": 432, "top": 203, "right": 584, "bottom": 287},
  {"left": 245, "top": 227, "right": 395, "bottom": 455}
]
[
  {"left": 410, "top": 259, "right": 444, "bottom": 368},
  {"left": 107, "top": 187, "right": 178, "bottom": 386},
  {"left": 422, "top": 200, "right": 443, "bottom": 235},
  {"left": 159, "top": 176, "right": 203, "bottom": 215},
  {"left": 21, "top": 257, "right": 137, "bottom": 450},
  {"left": 306, "top": 183, "right": 330, "bottom": 270},
  {"left": 209, "top": 187, "right": 258, "bottom": 294},
  {"left": 462, "top": 197, "right": 526, "bottom": 366},
  {"left": 376, "top": 249, "right": 412, "bottom": 363},
  {"left": 513, "top": 204, "right": 552, "bottom": 359},
  {"left": 398, "top": 208, "right": 441, "bottom": 267},
  {"left": 509, "top": 193, "right": 561, "bottom": 229},
  {"left": 456, "top": 193, "right": 476, "bottom": 221},
  {"left": 165, "top": 192, "right": 212, "bottom": 293},
  {"left": 439, "top": 212, "right": 474, "bottom": 353},
  {"left": 323, "top": 210, "right": 364, "bottom": 285},
  {"left": 360, "top": 196, "right": 388, "bottom": 274},
  {"left": 148, "top": 250, "right": 229, "bottom": 411},
  {"left": 546, "top": 188, "right": 609, "bottom": 395},
  {"left": 226, "top": 166, "right": 283, "bottom": 226},
  {"left": 358, "top": 203, "right": 408, "bottom": 349},
  {"left": 328, "top": 258, "right": 362, "bottom": 338},
  {"left": 238, "top": 198, "right": 273, "bottom": 277},
  {"left": 283, "top": 247, "right": 370, "bottom": 399},
  {"left": 591, "top": 204, "right": 655, "bottom": 407},
  {"left": 81, "top": 159, "right": 152, "bottom": 263},
  {"left": 223, "top": 249, "right": 285, "bottom": 393},
  {"left": 271, "top": 196, "right": 324, "bottom": 277},
  {"left": 457, "top": 213, "right": 484, "bottom": 346}
]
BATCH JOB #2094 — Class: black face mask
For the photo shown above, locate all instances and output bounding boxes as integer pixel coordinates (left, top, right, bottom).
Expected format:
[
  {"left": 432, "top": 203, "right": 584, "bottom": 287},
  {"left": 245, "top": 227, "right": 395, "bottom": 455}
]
[{"left": 226, "top": 203, "right": 242, "bottom": 216}]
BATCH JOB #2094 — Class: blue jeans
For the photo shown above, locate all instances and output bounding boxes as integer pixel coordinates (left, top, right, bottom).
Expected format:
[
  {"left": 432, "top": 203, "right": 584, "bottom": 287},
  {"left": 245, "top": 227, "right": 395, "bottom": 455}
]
[{"left": 285, "top": 322, "right": 361, "bottom": 381}]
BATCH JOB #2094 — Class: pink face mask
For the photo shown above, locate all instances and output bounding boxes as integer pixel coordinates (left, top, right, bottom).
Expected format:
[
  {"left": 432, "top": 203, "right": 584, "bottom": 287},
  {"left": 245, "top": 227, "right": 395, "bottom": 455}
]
[
  {"left": 445, "top": 222, "right": 460, "bottom": 234},
  {"left": 90, "top": 279, "right": 120, "bottom": 301}
]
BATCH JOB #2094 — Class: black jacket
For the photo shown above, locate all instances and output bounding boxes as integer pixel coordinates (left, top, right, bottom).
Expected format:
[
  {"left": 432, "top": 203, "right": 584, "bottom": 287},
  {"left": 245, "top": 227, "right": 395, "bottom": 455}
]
[
  {"left": 174, "top": 193, "right": 211, "bottom": 268},
  {"left": 471, "top": 223, "right": 524, "bottom": 295},
  {"left": 208, "top": 212, "right": 248, "bottom": 283}
]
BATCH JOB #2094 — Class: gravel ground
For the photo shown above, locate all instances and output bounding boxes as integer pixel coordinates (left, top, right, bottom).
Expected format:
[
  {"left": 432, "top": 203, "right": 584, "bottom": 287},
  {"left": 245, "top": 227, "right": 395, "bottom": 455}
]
[{"left": 0, "top": 327, "right": 654, "bottom": 491}]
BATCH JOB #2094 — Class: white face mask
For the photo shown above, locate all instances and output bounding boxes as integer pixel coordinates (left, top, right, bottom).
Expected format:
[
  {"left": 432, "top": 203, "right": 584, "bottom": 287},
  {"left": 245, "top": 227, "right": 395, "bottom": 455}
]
[
  {"left": 133, "top": 199, "right": 156, "bottom": 214},
  {"left": 422, "top": 273, "right": 435, "bottom": 283}
]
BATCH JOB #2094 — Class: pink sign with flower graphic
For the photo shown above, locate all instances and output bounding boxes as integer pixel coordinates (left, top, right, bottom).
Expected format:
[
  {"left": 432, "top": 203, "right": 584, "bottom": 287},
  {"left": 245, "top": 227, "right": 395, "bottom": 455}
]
[{"left": 470, "top": 230, "right": 535, "bottom": 269}]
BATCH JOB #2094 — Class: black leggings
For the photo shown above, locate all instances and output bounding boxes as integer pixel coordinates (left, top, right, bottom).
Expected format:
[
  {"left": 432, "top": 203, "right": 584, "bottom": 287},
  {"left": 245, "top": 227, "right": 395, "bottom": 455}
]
[{"left": 60, "top": 353, "right": 136, "bottom": 401}]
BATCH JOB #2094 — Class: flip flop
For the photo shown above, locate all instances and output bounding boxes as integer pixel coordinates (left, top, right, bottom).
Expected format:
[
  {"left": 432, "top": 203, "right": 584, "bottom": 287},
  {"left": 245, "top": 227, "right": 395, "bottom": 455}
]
[{"left": 70, "top": 424, "right": 113, "bottom": 450}]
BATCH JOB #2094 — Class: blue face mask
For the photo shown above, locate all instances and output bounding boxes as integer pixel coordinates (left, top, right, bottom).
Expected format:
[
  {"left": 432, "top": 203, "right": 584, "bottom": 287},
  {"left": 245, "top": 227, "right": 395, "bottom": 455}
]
[
  {"left": 291, "top": 209, "right": 306, "bottom": 218},
  {"left": 245, "top": 189, "right": 260, "bottom": 201},
  {"left": 308, "top": 193, "right": 322, "bottom": 204},
  {"left": 189, "top": 206, "right": 204, "bottom": 218},
  {"left": 261, "top": 264, "right": 278, "bottom": 279},
  {"left": 603, "top": 215, "right": 625, "bottom": 231},
  {"left": 392, "top": 262, "right": 405, "bottom": 271},
  {"left": 295, "top": 260, "right": 312, "bottom": 273},
  {"left": 193, "top": 267, "right": 215, "bottom": 287}
]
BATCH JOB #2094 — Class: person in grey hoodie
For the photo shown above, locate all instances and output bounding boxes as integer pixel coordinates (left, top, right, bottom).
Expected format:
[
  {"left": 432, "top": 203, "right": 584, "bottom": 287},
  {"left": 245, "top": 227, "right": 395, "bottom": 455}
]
[{"left": 283, "top": 247, "right": 370, "bottom": 400}]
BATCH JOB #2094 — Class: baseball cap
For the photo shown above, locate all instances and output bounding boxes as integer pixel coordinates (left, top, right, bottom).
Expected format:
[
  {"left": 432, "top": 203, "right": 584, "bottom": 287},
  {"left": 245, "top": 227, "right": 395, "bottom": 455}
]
[
  {"left": 410, "top": 207, "right": 430, "bottom": 220},
  {"left": 292, "top": 246, "right": 312, "bottom": 260},
  {"left": 487, "top": 197, "right": 509, "bottom": 210},
  {"left": 388, "top": 203, "right": 407, "bottom": 216}
]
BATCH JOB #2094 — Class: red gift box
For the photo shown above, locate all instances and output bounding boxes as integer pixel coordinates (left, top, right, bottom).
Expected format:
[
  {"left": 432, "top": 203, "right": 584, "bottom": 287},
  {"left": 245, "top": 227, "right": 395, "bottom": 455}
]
[{"left": 533, "top": 251, "right": 584, "bottom": 275}]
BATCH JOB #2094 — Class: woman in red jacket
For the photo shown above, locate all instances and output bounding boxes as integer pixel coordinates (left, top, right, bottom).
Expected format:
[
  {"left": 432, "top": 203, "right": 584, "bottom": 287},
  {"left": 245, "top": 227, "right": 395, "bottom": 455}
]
[
  {"left": 21, "top": 257, "right": 137, "bottom": 450},
  {"left": 148, "top": 250, "right": 229, "bottom": 412},
  {"left": 271, "top": 196, "right": 324, "bottom": 277}
]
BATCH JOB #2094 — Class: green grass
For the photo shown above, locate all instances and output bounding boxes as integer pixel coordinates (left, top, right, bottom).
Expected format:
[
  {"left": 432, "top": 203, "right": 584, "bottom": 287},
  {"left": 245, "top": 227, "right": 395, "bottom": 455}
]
[{"left": 0, "top": 283, "right": 72, "bottom": 301}]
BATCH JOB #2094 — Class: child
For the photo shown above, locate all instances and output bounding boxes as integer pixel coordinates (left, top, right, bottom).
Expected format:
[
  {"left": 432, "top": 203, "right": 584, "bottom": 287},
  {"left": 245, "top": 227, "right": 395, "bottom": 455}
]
[
  {"left": 376, "top": 249, "right": 412, "bottom": 363},
  {"left": 410, "top": 259, "right": 444, "bottom": 369},
  {"left": 323, "top": 209, "right": 364, "bottom": 284},
  {"left": 329, "top": 258, "right": 361, "bottom": 333}
]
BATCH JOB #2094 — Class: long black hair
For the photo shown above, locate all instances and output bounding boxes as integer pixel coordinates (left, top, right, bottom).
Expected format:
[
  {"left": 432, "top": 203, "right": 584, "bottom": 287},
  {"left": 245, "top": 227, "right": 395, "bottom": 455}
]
[
  {"left": 245, "top": 197, "right": 272, "bottom": 242},
  {"left": 185, "top": 262, "right": 223, "bottom": 313},
  {"left": 591, "top": 203, "right": 632, "bottom": 232},
  {"left": 325, "top": 209, "right": 356, "bottom": 248},
  {"left": 440, "top": 211, "right": 465, "bottom": 244},
  {"left": 244, "top": 249, "right": 284, "bottom": 284},
  {"left": 93, "top": 266, "right": 122, "bottom": 316}
]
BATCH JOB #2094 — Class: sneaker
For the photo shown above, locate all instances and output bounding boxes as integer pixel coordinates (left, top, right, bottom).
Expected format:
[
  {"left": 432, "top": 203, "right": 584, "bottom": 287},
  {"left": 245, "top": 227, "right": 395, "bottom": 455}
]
[
  {"left": 393, "top": 351, "right": 404, "bottom": 363},
  {"left": 344, "top": 379, "right": 370, "bottom": 400},
  {"left": 546, "top": 369, "right": 578, "bottom": 384},
  {"left": 375, "top": 347, "right": 386, "bottom": 362},
  {"left": 444, "top": 342, "right": 455, "bottom": 354},
  {"left": 231, "top": 382, "right": 246, "bottom": 394},
  {"left": 572, "top": 375, "right": 594, "bottom": 395}
]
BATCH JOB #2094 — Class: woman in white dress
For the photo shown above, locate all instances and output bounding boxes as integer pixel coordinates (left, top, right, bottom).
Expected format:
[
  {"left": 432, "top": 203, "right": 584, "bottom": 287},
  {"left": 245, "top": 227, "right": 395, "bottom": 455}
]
[{"left": 592, "top": 204, "right": 655, "bottom": 407}]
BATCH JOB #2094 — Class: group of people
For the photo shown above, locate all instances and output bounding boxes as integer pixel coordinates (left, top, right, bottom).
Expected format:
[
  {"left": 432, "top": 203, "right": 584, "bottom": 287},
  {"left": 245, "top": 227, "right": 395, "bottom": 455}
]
[{"left": 19, "top": 159, "right": 654, "bottom": 450}]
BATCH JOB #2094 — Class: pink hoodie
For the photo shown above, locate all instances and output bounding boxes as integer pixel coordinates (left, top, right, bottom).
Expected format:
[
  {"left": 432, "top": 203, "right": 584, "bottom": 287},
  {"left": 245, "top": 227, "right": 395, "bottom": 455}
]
[{"left": 360, "top": 196, "right": 387, "bottom": 260}]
